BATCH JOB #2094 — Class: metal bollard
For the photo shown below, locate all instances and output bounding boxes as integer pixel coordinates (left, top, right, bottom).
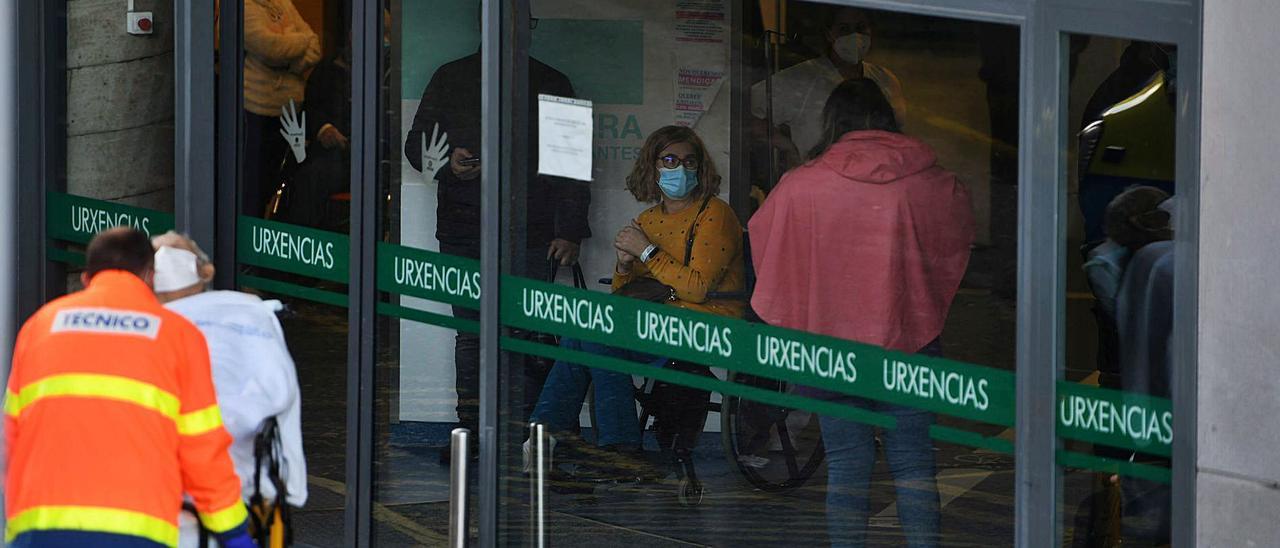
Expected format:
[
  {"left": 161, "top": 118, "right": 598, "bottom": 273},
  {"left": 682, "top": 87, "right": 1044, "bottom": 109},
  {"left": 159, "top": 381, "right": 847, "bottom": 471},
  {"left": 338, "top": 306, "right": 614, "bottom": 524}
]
[
  {"left": 449, "top": 428, "right": 470, "bottom": 548},
  {"left": 529, "top": 422, "right": 547, "bottom": 547}
]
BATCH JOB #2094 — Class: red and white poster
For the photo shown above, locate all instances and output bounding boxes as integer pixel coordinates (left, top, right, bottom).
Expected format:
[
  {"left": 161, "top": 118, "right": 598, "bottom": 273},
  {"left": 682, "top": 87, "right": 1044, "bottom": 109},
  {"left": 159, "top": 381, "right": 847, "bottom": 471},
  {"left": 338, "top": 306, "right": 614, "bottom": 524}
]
[{"left": 673, "top": 0, "right": 729, "bottom": 128}]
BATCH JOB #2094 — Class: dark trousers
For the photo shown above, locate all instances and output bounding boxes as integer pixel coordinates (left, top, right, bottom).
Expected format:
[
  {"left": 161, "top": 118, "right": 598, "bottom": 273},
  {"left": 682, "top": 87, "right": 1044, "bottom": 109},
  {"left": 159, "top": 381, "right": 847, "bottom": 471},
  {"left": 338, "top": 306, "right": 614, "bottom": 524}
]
[
  {"left": 243, "top": 111, "right": 289, "bottom": 219},
  {"left": 440, "top": 242, "right": 551, "bottom": 432}
]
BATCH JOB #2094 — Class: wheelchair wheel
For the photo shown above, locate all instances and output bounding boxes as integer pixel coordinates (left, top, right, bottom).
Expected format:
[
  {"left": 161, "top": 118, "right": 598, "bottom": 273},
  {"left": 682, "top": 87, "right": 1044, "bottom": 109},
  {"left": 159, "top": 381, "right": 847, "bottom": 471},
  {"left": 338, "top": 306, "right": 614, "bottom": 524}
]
[{"left": 720, "top": 373, "right": 824, "bottom": 492}]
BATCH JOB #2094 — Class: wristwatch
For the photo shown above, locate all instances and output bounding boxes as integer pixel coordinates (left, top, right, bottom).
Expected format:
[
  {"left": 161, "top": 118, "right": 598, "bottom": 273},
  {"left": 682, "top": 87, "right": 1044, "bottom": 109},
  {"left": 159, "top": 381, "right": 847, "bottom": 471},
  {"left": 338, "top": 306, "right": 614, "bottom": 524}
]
[{"left": 640, "top": 244, "right": 658, "bottom": 263}]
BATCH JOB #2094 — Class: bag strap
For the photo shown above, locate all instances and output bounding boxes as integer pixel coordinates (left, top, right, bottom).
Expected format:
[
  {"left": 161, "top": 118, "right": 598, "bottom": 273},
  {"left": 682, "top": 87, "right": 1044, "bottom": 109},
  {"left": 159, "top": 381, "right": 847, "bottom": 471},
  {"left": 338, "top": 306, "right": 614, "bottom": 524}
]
[
  {"left": 682, "top": 196, "right": 714, "bottom": 267},
  {"left": 548, "top": 260, "right": 588, "bottom": 289},
  {"left": 250, "top": 416, "right": 292, "bottom": 545},
  {"left": 182, "top": 502, "right": 211, "bottom": 548}
]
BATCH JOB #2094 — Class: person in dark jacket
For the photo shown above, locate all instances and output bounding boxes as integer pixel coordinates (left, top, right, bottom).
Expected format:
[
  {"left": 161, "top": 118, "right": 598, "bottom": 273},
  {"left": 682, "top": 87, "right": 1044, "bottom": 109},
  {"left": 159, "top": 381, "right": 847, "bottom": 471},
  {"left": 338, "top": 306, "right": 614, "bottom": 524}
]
[
  {"left": 403, "top": 51, "right": 591, "bottom": 450},
  {"left": 279, "top": 43, "right": 351, "bottom": 231}
]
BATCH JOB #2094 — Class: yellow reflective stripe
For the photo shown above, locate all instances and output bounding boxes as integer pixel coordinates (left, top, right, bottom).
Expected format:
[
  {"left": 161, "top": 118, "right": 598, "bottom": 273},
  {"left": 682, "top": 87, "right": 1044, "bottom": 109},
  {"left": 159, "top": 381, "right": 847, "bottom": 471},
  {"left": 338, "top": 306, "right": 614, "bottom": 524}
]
[
  {"left": 6, "top": 505, "right": 179, "bottom": 547},
  {"left": 177, "top": 404, "right": 224, "bottom": 436},
  {"left": 7, "top": 374, "right": 180, "bottom": 421},
  {"left": 199, "top": 502, "right": 249, "bottom": 534},
  {"left": 4, "top": 388, "right": 18, "bottom": 417}
]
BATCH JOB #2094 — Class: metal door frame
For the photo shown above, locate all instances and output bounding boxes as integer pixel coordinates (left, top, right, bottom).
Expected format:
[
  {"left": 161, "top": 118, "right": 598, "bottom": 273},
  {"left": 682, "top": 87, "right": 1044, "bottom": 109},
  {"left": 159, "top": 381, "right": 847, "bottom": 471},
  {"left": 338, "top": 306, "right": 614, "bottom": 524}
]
[
  {"left": 8, "top": 0, "right": 1198, "bottom": 545},
  {"left": 478, "top": 1, "right": 1201, "bottom": 547}
]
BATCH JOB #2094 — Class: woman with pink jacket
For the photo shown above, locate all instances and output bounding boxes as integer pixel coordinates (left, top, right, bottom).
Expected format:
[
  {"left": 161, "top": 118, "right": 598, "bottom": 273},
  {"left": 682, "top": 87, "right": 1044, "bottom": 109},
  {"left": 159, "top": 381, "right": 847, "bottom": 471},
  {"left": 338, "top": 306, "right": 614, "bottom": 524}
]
[{"left": 749, "top": 78, "right": 974, "bottom": 547}]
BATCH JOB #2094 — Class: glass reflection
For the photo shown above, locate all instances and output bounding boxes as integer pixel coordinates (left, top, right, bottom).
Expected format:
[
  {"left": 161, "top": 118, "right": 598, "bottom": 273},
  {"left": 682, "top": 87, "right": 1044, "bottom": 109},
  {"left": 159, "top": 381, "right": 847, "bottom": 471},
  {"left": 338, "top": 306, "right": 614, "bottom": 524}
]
[{"left": 1062, "top": 36, "right": 1177, "bottom": 547}]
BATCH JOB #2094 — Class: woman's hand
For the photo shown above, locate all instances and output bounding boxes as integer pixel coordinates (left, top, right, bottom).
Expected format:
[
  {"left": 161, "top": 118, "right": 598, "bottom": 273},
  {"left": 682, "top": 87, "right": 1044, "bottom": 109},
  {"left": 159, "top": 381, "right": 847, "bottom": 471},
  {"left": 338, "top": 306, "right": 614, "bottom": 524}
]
[
  {"left": 615, "top": 247, "right": 636, "bottom": 274},
  {"left": 614, "top": 221, "right": 652, "bottom": 259}
]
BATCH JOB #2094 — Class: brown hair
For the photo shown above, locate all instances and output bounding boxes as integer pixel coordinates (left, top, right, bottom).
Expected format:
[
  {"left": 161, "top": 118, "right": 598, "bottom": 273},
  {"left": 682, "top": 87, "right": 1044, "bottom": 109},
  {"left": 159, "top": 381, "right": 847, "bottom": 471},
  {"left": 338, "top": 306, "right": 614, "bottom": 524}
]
[
  {"left": 625, "top": 125, "right": 722, "bottom": 203},
  {"left": 85, "top": 227, "right": 155, "bottom": 280}
]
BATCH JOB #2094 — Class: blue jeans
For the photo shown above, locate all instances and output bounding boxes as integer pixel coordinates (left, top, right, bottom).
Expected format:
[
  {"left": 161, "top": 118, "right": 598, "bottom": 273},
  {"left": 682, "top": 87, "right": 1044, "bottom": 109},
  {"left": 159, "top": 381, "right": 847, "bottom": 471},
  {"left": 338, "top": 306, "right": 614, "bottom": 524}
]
[
  {"left": 819, "top": 399, "right": 940, "bottom": 548},
  {"left": 528, "top": 338, "right": 664, "bottom": 448}
]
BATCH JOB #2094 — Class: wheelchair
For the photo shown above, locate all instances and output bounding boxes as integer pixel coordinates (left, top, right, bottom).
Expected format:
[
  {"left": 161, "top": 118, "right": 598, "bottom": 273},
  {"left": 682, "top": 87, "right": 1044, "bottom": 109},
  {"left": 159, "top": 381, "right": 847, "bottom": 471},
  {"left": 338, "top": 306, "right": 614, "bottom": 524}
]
[
  {"left": 580, "top": 363, "right": 825, "bottom": 506},
  {"left": 579, "top": 231, "right": 825, "bottom": 507}
]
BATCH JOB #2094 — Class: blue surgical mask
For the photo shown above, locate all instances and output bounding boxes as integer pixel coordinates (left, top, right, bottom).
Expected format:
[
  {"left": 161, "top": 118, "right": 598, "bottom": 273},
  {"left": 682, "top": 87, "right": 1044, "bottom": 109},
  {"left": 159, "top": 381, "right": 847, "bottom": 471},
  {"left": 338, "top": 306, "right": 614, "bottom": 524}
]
[{"left": 658, "top": 167, "right": 699, "bottom": 199}]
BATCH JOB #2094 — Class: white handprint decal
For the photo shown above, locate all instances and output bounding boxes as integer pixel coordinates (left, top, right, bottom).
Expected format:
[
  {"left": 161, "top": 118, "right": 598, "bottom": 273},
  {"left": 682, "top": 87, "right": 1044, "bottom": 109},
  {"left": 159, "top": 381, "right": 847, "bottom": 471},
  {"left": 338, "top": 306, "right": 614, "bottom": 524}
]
[
  {"left": 421, "top": 123, "right": 450, "bottom": 183},
  {"left": 279, "top": 99, "right": 307, "bottom": 164}
]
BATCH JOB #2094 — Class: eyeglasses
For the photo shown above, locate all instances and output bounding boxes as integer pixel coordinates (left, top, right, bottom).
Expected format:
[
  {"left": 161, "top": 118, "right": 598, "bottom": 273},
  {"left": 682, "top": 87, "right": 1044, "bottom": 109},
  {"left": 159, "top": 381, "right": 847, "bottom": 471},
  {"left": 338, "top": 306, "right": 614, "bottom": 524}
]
[{"left": 659, "top": 154, "right": 700, "bottom": 170}]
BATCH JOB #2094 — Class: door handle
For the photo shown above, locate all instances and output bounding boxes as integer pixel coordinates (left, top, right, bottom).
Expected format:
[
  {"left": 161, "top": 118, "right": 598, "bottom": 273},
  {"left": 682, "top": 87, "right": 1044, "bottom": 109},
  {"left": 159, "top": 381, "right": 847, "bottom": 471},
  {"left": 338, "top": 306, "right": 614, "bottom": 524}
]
[
  {"left": 449, "top": 428, "right": 470, "bottom": 548},
  {"left": 529, "top": 422, "right": 549, "bottom": 548}
]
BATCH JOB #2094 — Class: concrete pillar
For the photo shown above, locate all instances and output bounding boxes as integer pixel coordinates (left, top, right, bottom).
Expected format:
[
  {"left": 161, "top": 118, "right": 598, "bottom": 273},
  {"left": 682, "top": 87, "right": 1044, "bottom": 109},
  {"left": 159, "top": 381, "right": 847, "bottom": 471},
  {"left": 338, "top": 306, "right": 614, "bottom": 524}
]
[
  {"left": 66, "top": 0, "right": 175, "bottom": 212},
  {"left": 1198, "top": 0, "right": 1280, "bottom": 544}
]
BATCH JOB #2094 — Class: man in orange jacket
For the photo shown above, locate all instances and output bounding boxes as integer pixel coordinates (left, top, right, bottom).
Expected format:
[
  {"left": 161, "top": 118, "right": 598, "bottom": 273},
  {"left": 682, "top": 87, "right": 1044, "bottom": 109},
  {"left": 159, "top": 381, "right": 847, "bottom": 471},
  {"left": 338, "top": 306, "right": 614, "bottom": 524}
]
[{"left": 5, "top": 228, "right": 254, "bottom": 548}]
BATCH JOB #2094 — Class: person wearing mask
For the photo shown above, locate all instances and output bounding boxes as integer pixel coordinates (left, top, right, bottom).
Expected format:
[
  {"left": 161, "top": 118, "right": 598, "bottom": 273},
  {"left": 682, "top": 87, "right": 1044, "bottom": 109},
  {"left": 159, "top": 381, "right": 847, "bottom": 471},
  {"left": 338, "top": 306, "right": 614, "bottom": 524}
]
[
  {"left": 5, "top": 228, "right": 253, "bottom": 548},
  {"left": 150, "top": 232, "right": 308, "bottom": 548},
  {"left": 242, "top": 0, "right": 321, "bottom": 219},
  {"left": 751, "top": 6, "right": 906, "bottom": 171},
  {"left": 525, "top": 125, "right": 745, "bottom": 480},
  {"left": 749, "top": 79, "right": 974, "bottom": 547},
  {"left": 403, "top": 7, "right": 591, "bottom": 459}
]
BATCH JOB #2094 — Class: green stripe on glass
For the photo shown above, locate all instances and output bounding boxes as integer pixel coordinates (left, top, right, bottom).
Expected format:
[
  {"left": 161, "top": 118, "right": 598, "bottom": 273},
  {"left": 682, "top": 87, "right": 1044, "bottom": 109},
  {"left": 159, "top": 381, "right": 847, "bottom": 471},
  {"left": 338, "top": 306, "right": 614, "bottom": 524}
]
[
  {"left": 930, "top": 425, "right": 1014, "bottom": 454},
  {"left": 506, "top": 337, "right": 1029, "bottom": 453},
  {"left": 236, "top": 216, "right": 349, "bottom": 283},
  {"left": 376, "top": 242, "right": 481, "bottom": 310},
  {"left": 237, "top": 274, "right": 347, "bottom": 308},
  {"left": 1057, "top": 449, "right": 1172, "bottom": 484},
  {"left": 376, "top": 301, "right": 479, "bottom": 334},
  {"left": 501, "top": 336, "right": 897, "bottom": 429},
  {"left": 46, "top": 191, "right": 174, "bottom": 244},
  {"left": 46, "top": 245, "right": 85, "bottom": 266},
  {"left": 499, "top": 275, "right": 1015, "bottom": 426},
  {"left": 1056, "top": 381, "right": 1172, "bottom": 457}
]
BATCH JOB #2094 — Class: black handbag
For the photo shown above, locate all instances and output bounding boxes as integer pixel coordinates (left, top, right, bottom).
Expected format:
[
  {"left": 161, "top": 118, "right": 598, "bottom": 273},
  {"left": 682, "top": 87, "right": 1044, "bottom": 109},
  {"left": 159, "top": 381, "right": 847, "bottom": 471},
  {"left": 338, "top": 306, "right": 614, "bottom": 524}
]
[{"left": 613, "top": 196, "right": 712, "bottom": 303}]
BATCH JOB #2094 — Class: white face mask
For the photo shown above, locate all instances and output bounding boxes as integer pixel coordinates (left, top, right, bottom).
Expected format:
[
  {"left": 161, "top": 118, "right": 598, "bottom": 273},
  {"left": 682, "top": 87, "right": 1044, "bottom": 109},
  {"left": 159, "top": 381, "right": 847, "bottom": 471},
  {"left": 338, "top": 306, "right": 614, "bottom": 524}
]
[
  {"left": 832, "top": 32, "right": 872, "bottom": 65},
  {"left": 153, "top": 246, "right": 201, "bottom": 293}
]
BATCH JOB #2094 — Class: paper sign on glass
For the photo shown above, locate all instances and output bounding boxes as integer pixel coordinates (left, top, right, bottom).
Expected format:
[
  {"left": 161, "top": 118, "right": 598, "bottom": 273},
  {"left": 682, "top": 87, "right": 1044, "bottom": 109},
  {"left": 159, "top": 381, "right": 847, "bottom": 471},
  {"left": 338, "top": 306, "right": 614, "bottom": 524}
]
[{"left": 537, "top": 94, "right": 594, "bottom": 182}]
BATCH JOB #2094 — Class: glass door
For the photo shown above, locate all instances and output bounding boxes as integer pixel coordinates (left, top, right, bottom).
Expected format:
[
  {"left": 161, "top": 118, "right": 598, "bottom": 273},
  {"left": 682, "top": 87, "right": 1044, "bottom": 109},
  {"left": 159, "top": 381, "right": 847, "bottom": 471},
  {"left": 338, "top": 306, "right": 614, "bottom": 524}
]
[
  {"left": 1056, "top": 33, "right": 1180, "bottom": 547},
  {"left": 228, "top": 0, "right": 354, "bottom": 544},
  {"left": 45, "top": 0, "right": 177, "bottom": 291},
  {"left": 371, "top": 1, "right": 486, "bottom": 544},
  {"left": 496, "top": 1, "right": 1023, "bottom": 545}
]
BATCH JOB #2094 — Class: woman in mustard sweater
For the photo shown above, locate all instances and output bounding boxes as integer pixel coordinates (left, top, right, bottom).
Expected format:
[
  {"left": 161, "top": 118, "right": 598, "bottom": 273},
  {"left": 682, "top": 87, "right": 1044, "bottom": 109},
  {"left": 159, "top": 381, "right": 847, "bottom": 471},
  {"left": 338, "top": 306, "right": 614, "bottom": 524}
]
[{"left": 526, "top": 126, "right": 744, "bottom": 480}]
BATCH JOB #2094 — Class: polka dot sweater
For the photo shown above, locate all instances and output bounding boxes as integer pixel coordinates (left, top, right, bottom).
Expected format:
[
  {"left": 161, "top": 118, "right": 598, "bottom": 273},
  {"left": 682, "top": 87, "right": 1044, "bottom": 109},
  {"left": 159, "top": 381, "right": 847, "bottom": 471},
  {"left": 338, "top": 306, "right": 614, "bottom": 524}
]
[{"left": 612, "top": 197, "right": 746, "bottom": 318}]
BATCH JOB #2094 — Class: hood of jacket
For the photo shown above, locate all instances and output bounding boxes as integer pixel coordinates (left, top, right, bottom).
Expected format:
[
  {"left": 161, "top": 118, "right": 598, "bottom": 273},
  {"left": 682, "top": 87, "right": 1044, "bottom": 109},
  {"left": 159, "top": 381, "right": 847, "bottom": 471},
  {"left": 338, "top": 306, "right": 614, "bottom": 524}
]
[{"left": 814, "top": 130, "right": 938, "bottom": 184}]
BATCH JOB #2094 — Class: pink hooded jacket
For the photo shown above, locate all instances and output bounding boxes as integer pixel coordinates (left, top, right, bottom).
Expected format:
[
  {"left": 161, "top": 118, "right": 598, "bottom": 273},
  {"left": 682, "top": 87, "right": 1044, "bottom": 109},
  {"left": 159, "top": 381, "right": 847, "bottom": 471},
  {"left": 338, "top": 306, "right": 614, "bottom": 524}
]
[{"left": 749, "top": 130, "right": 974, "bottom": 355}]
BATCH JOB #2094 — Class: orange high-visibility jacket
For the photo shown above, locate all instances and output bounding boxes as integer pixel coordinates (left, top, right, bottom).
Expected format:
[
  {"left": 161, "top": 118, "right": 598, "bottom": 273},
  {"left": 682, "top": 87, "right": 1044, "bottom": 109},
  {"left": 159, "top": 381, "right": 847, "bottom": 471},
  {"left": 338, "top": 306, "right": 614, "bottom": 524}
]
[{"left": 5, "top": 270, "right": 249, "bottom": 547}]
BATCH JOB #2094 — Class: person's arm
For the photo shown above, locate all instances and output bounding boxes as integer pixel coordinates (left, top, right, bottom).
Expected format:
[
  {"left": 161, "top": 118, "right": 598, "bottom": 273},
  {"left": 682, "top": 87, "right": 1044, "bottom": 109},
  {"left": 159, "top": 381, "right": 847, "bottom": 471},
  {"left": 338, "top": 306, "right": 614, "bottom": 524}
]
[
  {"left": 243, "top": 2, "right": 315, "bottom": 67},
  {"left": 610, "top": 256, "right": 647, "bottom": 291},
  {"left": 175, "top": 326, "right": 251, "bottom": 546},
  {"left": 536, "top": 70, "right": 592, "bottom": 244},
  {"left": 285, "top": 2, "right": 322, "bottom": 75},
  {"left": 404, "top": 69, "right": 455, "bottom": 172},
  {"left": 644, "top": 205, "right": 743, "bottom": 303},
  {"left": 306, "top": 62, "right": 348, "bottom": 146}
]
